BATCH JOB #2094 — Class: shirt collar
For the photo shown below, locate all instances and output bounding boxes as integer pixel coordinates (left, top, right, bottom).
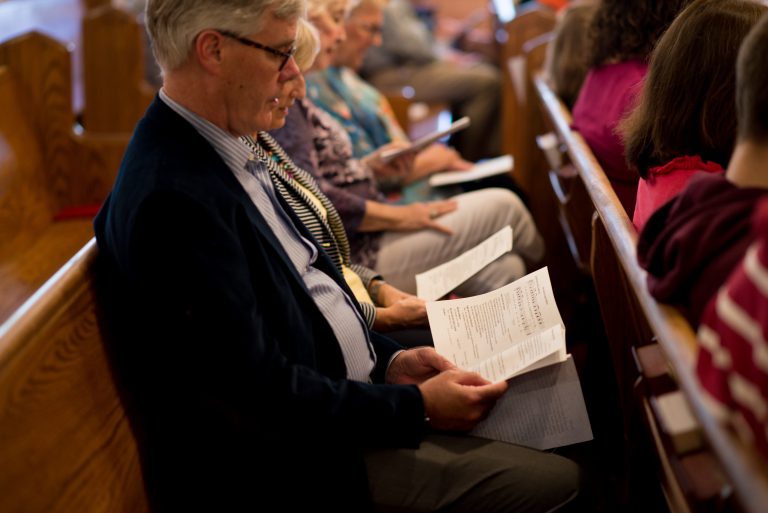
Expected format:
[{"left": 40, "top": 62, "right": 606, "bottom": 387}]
[{"left": 159, "top": 88, "right": 255, "bottom": 176}]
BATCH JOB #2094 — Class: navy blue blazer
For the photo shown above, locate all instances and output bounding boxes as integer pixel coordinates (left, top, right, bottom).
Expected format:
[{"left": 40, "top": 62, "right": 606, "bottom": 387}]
[{"left": 94, "top": 97, "right": 425, "bottom": 512}]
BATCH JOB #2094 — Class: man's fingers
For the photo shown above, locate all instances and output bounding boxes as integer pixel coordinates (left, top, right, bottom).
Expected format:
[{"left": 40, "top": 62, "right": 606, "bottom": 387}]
[
  {"left": 476, "top": 379, "right": 509, "bottom": 401},
  {"left": 453, "top": 370, "right": 491, "bottom": 387}
]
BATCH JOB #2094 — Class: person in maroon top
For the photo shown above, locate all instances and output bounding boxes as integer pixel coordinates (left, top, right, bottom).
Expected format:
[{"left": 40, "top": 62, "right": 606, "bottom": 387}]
[
  {"left": 696, "top": 8, "right": 768, "bottom": 467},
  {"left": 571, "top": 0, "right": 692, "bottom": 215},
  {"left": 698, "top": 200, "right": 768, "bottom": 461}
]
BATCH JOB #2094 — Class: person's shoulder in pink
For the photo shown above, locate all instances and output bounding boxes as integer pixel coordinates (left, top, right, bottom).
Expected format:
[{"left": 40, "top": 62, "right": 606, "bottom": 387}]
[
  {"left": 633, "top": 155, "right": 724, "bottom": 231},
  {"left": 569, "top": 0, "right": 703, "bottom": 214},
  {"left": 697, "top": 198, "right": 768, "bottom": 461},
  {"left": 572, "top": 59, "right": 647, "bottom": 214}
]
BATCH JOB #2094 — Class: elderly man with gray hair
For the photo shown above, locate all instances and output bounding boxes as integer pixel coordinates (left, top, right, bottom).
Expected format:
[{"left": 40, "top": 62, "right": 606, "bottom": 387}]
[{"left": 94, "top": 1, "right": 580, "bottom": 512}]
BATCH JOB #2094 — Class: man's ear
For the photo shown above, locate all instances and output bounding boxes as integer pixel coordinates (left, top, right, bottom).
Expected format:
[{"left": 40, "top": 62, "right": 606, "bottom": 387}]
[{"left": 195, "top": 30, "right": 225, "bottom": 74}]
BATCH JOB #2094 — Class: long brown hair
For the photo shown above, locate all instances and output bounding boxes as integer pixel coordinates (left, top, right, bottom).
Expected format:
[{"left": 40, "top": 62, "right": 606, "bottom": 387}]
[
  {"left": 621, "top": 0, "right": 767, "bottom": 178},
  {"left": 737, "top": 13, "right": 768, "bottom": 144}
]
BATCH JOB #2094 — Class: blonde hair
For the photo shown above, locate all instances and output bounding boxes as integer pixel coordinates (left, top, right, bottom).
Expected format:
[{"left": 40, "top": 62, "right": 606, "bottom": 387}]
[
  {"left": 294, "top": 17, "right": 321, "bottom": 71},
  {"left": 348, "top": 0, "right": 388, "bottom": 11}
]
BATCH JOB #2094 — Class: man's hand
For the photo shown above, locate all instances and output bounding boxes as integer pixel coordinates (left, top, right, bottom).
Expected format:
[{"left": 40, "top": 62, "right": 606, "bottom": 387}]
[
  {"left": 386, "top": 347, "right": 455, "bottom": 385},
  {"left": 419, "top": 370, "right": 508, "bottom": 431}
]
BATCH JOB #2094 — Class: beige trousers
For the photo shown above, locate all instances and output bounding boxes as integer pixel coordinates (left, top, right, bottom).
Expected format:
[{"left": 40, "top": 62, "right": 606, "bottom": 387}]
[{"left": 374, "top": 188, "right": 544, "bottom": 296}]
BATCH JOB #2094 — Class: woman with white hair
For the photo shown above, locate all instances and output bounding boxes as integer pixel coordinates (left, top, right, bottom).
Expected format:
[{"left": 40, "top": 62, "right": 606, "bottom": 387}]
[
  {"left": 244, "top": 18, "right": 432, "bottom": 339},
  {"left": 271, "top": 0, "right": 545, "bottom": 298}
]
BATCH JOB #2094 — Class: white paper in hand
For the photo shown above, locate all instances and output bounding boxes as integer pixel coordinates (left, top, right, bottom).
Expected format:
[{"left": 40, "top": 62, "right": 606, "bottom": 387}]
[
  {"left": 426, "top": 267, "right": 567, "bottom": 383},
  {"left": 429, "top": 155, "right": 513, "bottom": 187},
  {"left": 379, "top": 116, "right": 471, "bottom": 162},
  {"left": 416, "top": 226, "right": 513, "bottom": 301}
]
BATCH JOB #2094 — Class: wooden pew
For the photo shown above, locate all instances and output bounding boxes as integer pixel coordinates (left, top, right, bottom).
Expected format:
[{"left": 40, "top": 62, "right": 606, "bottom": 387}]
[
  {"left": 493, "top": 2, "right": 555, "bottom": 192},
  {"left": 0, "top": 31, "right": 127, "bottom": 324},
  {"left": 81, "top": 4, "right": 155, "bottom": 133},
  {"left": 0, "top": 0, "right": 86, "bottom": 111},
  {"left": 0, "top": 239, "right": 149, "bottom": 513},
  {"left": 532, "top": 77, "right": 594, "bottom": 274},
  {"left": 533, "top": 74, "right": 768, "bottom": 513}
]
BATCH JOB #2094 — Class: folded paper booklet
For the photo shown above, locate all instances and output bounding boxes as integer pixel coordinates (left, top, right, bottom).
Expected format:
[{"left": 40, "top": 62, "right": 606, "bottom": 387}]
[
  {"left": 426, "top": 267, "right": 593, "bottom": 449},
  {"left": 416, "top": 226, "right": 513, "bottom": 302},
  {"left": 429, "top": 155, "right": 514, "bottom": 187},
  {"left": 379, "top": 116, "right": 470, "bottom": 163}
]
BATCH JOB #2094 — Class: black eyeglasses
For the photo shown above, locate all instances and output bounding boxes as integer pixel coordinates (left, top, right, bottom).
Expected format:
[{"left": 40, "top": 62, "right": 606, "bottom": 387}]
[{"left": 217, "top": 30, "right": 296, "bottom": 71}]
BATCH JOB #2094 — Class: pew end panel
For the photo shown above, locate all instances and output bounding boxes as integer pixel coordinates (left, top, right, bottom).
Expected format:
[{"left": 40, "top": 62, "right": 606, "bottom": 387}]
[
  {"left": 0, "top": 32, "right": 125, "bottom": 323},
  {"left": 496, "top": 3, "right": 555, "bottom": 170},
  {"left": 0, "top": 31, "right": 121, "bottom": 209}
]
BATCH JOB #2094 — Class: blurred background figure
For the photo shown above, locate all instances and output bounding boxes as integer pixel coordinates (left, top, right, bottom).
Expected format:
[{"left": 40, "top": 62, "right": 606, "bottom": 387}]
[{"left": 360, "top": 0, "right": 501, "bottom": 161}]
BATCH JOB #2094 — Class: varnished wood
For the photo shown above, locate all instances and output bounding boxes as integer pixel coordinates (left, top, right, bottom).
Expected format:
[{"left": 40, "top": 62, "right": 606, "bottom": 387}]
[
  {"left": 0, "top": 32, "right": 126, "bottom": 207},
  {"left": 383, "top": 92, "right": 413, "bottom": 136},
  {"left": 0, "top": 0, "right": 85, "bottom": 111},
  {"left": 82, "top": 0, "right": 110, "bottom": 8},
  {"left": 496, "top": 3, "right": 555, "bottom": 183},
  {"left": 82, "top": 5, "right": 155, "bottom": 133},
  {"left": 533, "top": 74, "right": 593, "bottom": 273},
  {"left": 517, "top": 32, "right": 554, "bottom": 193},
  {"left": 0, "top": 32, "right": 128, "bottom": 324},
  {"left": 534, "top": 74, "right": 768, "bottom": 513},
  {"left": 0, "top": 239, "right": 149, "bottom": 513}
]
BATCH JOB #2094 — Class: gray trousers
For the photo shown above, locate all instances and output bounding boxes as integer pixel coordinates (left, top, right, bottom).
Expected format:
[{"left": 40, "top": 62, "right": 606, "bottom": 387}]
[
  {"left": 374, "top": 188, "right": 544, "bottom": 296},
  {"left": 368, "top": 60, "right": 501, "bottom": 161},
  {"left": 365, "top": 433, "right": 581, "bottom": 513}
]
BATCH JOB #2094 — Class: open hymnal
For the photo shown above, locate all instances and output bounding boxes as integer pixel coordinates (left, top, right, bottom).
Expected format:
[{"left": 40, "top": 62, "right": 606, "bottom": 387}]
[
  {"left": 426, "top": 268, "right": 593, "bottom": 449},
  {"left": 379, "top": 116, "right": 470, "bottom": 162},
  {"left": 429, "top": 155, "right": 514, "bottom": 187},
  {"left": 416, "top": 226, "right": 513, "bottom": 302}
]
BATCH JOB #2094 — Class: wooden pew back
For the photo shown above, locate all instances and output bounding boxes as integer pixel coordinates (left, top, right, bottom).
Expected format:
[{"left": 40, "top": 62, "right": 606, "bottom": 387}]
[
  {"left": 0, "top": 31, "right": 126, "bottom": 208},
  {"left": 0, "top": 68, "right": 53, "bottom": 249},
  {"left": 532, "top": 76, "right": 594, "bottom": 274},
  {"left": 533, "top": 74, "right": 768, "bottom": 513},
  {"left": 82, "top": 4, "right": 155, "bottom": 133},
  {"left": 495, "top": 3, "right": 555, "bottom": 191},
  {"left": 0, "top": 239, "right": 149, "bottom": 513},
  {"left": 0, "top": 31, "right": 127, "bottom": 324},
  {"left": 0, "top": 31, "right": 78, "bottom": 208}
]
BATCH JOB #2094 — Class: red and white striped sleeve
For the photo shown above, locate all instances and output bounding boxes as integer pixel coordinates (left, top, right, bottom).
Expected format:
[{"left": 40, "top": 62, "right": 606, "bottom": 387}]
[{"left": 696, "top": 199, "right": 768, "bottom": 460}]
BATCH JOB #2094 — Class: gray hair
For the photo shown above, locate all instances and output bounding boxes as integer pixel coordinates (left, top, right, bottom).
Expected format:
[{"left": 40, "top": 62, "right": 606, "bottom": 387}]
[
  {"left": 294, "top": 17, "right": 321, "bottom": 71},
  {"left": 306, "top": 0, "right": 352, "bottom": 17},
  {"left": 348, "top": 0, "right": 388, "bottom": 12},
  {"left": 305, "top": 0, "right": 327, "bottom": 15},
  {"left": 146, "top": 0, "right": 305, "bottom": 71}
]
